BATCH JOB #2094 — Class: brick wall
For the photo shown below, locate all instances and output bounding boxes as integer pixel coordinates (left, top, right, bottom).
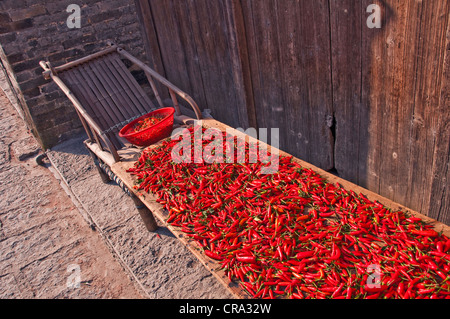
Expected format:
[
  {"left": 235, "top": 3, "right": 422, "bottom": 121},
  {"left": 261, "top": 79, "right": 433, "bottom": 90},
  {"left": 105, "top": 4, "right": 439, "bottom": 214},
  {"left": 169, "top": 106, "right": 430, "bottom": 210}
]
[{"left": 0, "top": 0, "right": 147, "bottom": 149}]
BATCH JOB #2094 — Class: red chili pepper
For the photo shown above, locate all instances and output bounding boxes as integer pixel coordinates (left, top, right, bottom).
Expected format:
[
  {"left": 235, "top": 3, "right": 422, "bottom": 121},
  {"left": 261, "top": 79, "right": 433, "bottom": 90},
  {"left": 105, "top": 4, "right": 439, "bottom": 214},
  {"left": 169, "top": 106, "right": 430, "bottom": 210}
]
[
  {"left": 429, "top": 251, "right": 450, "bottom": 260},
  {"left": 331, "top": 283, "right": 345, "bottom": 298},
  {"left": 329, "top": 243, "right": 341, "bottom": 260},
  {"left": 411, "top": 230, "right": 438, "bottom": 237},
  {"left": 444, "top": 239, "right": 450, "bottom": 252},
  {"left": 236, "top": 255, "right": 257, "bottom": 264},
  {"left": 345, "top": 287, "right": 353, "bottom": 299},
  {"left": 295, "top": 250, "right": 315, "bottom": 260},
  {"left": 364, "top": 284, "right": 387, "bottom": 293},
  {"left": 418, "top": 288, "right": 435, "bottom": 295},
  {"left": 204, "top": 250, "right": 223, "bottom": 261}
]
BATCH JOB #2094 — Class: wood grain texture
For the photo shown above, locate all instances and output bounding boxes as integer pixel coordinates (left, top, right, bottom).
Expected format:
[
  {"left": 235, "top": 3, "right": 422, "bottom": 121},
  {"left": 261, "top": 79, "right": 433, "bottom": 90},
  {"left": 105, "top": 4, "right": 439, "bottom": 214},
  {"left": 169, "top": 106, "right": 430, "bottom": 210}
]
[
  {"left": 185, "top": 0, "right": 240, "bottom": 125},
  {"left": 241, "top": 0, "right": 334, "bottom": 170},
  {"left": 404, "top": 1, "right": 449, "bottom": 216},
  {"left": 133, "top": 0, "right": 169, "bottom": 102},
  {"left": 331, "top": 0, "right": 449, "bottom": 223},
  {"left": 146, "top": 0, "right": 206, "bottom": 111},
  {"left": 428, "top": 11, "right": 450, "bottom": 225},
  {"left": 330, "top": 0, "right": 364, "bottom": 184},
  {"left": 223, "top": 0, "right": 257, "bottom": 129},
  {"left": 142, "top": 0, "right": 249, "bottom": 129},
  {"left": 370, "top": 1, "right": 448, "bottom": 219},
  {"left": 133, "top": 0, "right": 166, "bottom": 77}
]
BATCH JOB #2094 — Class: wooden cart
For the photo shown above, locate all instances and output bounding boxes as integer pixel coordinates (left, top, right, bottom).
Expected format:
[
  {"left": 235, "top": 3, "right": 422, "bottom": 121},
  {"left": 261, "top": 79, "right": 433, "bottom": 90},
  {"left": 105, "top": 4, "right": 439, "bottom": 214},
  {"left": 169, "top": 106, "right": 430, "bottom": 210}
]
[
  {"left": 39, "top": 43, "right": 203, "bottom": 232},
  {"left": 40, "top": 44, "right": 450, "bottom": 299}
]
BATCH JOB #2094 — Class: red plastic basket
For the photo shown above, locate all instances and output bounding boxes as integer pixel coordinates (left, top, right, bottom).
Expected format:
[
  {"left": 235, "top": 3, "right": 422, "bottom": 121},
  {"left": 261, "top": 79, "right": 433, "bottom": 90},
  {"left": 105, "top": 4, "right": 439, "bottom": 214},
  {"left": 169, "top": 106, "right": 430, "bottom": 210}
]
[{"left": 119, "top": 107, "right": 175, "bottom": 147}]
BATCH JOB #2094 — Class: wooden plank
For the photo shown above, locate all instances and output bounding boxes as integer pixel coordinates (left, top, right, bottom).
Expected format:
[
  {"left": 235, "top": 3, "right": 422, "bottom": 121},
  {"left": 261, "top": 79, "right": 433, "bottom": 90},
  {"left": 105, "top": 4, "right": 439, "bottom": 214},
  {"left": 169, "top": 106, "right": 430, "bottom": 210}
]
[
  {"left": 110, "top": 118, "right": 450, "bottom": 300},
  {"left": 61, "top": 68, "right": 123, "bottom": 150},
  {"left": 184, "top": 0, "right": 241, "bottom": 128},
  {"left": 133, "top": 0, "right": 169, "bottom": 102},
  {"left": 88, "top": 58, "right": 135, "bottom": 121},
  {"left": 99, "top": 56, "right": 150, "bottom": 117},
  {"left": 403, "top": 0, "right": 449, "bottom": 214},
  {"left": 332, "top": 0, "right": 449, "bottom": 223},
  {"left": 373, "top": 0, "right": 411, "bottom": 207},
  {"left": 280, "top": 0, "right": 333, "bottom": 170},
  {"left": 59, "top": 70, "right": 108, "bottom": 131},
  {"left": 240, "top": 0, "right": 283, "bottom": 142},
  {"left": 223, "top": 0, "right": 257, "bottom": 129},
  {"left": 95, "top": 58, "right": 139, "bottom": 118},
  {"left": 241, "top": 0, "right": 334, "bottom": 170},
  {"left": 142, "top": 0, "right": 252, "bottom": 130},
  {"left": 330, "top": 0, "right": 399, "bottom": 194},
  {"left": 148, "top": 0, "right": 208, "bottom": 113},
  {"left": 107, "top": 54, "right": 155, "bottom": 114},
  {"left": 133, "top": 0, "right": 167, "bottom": 78},
  {"left": 330, "top": 0, "right": 364, "bottom": 183}
]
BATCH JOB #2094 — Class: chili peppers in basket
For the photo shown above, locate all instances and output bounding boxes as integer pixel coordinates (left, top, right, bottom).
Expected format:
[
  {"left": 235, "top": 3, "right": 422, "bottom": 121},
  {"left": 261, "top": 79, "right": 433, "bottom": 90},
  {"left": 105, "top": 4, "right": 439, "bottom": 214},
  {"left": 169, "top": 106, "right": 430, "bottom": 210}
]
[
  {"left": 133, "top": 115, "right": 164, "bottom": 133},
  {"left": 127, "top": 126, "right": 450, "bottom": 299}
]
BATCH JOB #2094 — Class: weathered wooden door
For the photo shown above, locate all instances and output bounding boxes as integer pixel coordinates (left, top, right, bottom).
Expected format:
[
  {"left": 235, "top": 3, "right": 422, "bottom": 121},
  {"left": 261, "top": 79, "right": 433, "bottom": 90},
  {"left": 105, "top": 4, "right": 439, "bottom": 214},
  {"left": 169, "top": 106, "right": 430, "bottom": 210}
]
[{"left": 135, "top": 0, "right": 450, "bottom": 224}]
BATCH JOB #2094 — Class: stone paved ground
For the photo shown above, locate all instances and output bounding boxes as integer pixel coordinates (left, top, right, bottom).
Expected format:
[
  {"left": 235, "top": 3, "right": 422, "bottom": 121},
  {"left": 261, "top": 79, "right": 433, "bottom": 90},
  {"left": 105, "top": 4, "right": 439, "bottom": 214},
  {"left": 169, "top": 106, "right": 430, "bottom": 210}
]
[{"left": 0, "top": 85, "right": 144, "bottom": 298}]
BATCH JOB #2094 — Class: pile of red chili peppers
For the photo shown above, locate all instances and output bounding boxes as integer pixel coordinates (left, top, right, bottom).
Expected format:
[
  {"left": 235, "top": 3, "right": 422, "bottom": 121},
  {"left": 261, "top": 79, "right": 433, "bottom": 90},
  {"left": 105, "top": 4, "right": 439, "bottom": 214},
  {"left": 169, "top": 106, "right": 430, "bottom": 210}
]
[{"left": 127, "top": 126, "right": 450, "bottom": 299}]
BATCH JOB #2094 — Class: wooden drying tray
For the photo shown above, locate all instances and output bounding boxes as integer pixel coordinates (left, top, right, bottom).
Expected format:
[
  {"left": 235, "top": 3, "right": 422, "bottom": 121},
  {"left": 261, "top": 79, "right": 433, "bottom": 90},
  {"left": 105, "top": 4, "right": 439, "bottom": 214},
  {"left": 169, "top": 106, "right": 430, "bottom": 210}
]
[{"left": 109, "top": 118, "right": 450, "bottom": 299}]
